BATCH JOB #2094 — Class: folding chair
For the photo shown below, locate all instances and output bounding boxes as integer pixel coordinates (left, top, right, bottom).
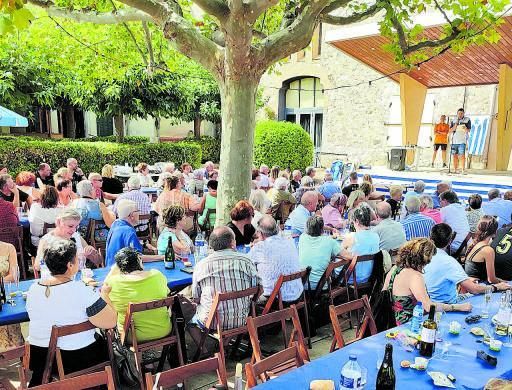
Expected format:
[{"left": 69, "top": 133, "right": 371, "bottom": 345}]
[
  {"left": 123, "top": 296, "right": 184, "bottom": 385},
  {"left": 245, "top": 342, "right": 306, "bottom": 388},
  {"left": 41, "top": 321, "right": 114, "bottom": 384},
  {"left": 87, "top": 219, "right": 109, "bottom": 251},
  {"left": 192, "top": 286, "right": 262, "bottom": 363},
  {"left": 247, "top": 306, "right": 310, "bottom": 365},
  {"left": 28, "top": 366, "right": 115, "bottom": 390},
  {"left": 261, "top": 268, "right": 312, "bottom": 348},
  {"left": 344, "top": 253, "right": 382, "bottom": 301},
  {"left": 311, "top": 258, "right": 350, "bottom": 306},
  {"left": 0, "top": 343, "right": 29, "bottom": 390},
  {"left": 329, "top": 295, "right": 377, "bottom": 352},
  {"left": 135, "top": 213, "right": 152, "bottom": 244},
  {"left": 145, "top": 353, "right": 227, "bottom": 389},
  {"left": 0, "top": 226, "right": 26, "bottom": 279}
]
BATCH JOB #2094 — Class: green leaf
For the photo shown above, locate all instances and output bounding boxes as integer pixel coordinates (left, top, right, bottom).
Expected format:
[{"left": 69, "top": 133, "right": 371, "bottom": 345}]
[{"left": 12, "top": 8, "right": 33, "bottom": 30}]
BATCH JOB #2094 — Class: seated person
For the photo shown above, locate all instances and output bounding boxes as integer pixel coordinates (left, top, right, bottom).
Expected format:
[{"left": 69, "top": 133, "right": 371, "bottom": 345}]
[
  {"left": 157, "top": 205, "right": 194, "bottom": 258},
  {"left": 26, "top": 239, "right": 117, "bottom": 386},
  {"left": 28, "top": 185, "right": 60, "bottom": 247},
  {"left": 440, "top": 190, "right": 470, "bottom": 253},
  {"left": 419, "top": 194, "right": 442, "bottom": 224},
  {"left": 386, "top": 185, "right": 403, "bottom": 220},
  {"left": 189, "top": 227, "right": 260, "bottom": 344},
  {"left": 285, "top": 191, "right": 318, "bottom": 235},
  {"left": 371, "top": 202, "right": 406, "bottom": 252},
  {"left": 0, "top": 173, "right": 32, "bottom": 208},
  {"left": 268, "top": 177, "right": 296, "bottom": 207},
  {"left": 383, "top": 239, "right": 472, "bottom": 326},
  {"left": 466, "top": 194, "right": 485, "bottom": 234},
  {"left": 226, "top": 200, "right": 256, "bottom": 246},
  {"left": 492, "top": 223, "right": 512, "bottom": 280},
  {"left": 341, "top": 205, "right": 380, "bottom": 283},
  {"left": 106, "top": 200, "right": 163, "bottom": 267},
  {"left": 198, "top": 180, "right": 218, "bottom": 228},
  {"left": 321, "top": 193, "right": 347, "bottom": 229},
  {"left": 249, "top": 215, "right": 303, "bottom": 302},
  {"left": 0, "top": 196, "right": 19, "bottom": 228},
  {"left": 318, "top": 173, "right": 341, "bottom": 202},
  {"left": 465, "top": 216, "right": 506, "bottom": 284},
  {"left": 104, "top": 247, "right": 171, "bottom": 342},
  {"left": 71, "top": 180, "right": 115, "bottom": 241},
  {"left": 401, "top": 196, "right": 435, "bottom": 241},
  {"left": 299, "top": 216, "right": 341, "bottom": 290},
  {"left": 425, "top": 223, "right": 510, "bottom": 304},
  {"left": 35, "top": 208, "right": 101, "bottom": 271}
]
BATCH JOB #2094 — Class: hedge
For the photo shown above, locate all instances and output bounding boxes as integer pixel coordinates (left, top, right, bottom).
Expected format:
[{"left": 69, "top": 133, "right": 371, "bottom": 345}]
[
  {"left": 183, "top": 135, "right": 221, "bottom": 163},
  {"left": 253, "top": 120, "right": 314, "bottom": 172},
  {"left": 0, "top": 138, "right": 201, "bottom": 177},
  {"left": 67, "top": 136, "right": 150, "bottom": 144}
]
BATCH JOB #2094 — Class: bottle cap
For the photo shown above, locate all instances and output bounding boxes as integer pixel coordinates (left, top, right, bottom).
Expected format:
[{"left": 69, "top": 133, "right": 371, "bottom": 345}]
[
  {"left": 416, "top": 301, "right": 423, "bottom": 307},
  {"left": 349, "top": 354, "right": 357, "bottom": 361}
]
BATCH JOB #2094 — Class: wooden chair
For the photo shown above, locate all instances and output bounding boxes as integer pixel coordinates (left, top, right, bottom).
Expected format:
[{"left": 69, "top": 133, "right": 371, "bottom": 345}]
[
  {"left": 41, "top": 321, "right": 114, "bottom": 384},
  {"left": 192, "top": 286, "right": 262, "bottom": 362},
  {"left": 329, "top": 295, "right": 377, "bottom": 352},
  {"left": 344, "top": 253, "right": 382, "bottom": 301},
  {"left": 123, "top": 296, "right": 184, "bottom": 385},
  {"left": 311, "top": 258, "right": 350, "bottom": 305},
  {"left": 247, "top": 306, "right": 310, "bottom": 365},
  {"left": 0, "top": 226, "right": 26, "bottom": 279},
  {"left": 42, "top": 223, "right": 56, "bottom": 236},
  {"left": 245, "top": 342, "right": 306, "bottom": 388},
  {"left": 0, "top": 344, "right": 29, "bottom": 390},
  {"left": 28, "top": 366, "right": 115, "bottom": 390},
  {"left": 260, "top": 268, "right": 312, "bottom": 349},
  {"left": 86, "top": 219, "right": 109, "bottom": 251},
  {"left": 145, "top": 353, "right": 227, "bottom": 389}
]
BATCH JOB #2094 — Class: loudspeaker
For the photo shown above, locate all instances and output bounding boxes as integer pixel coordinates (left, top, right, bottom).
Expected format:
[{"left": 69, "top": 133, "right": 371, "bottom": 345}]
[{"left": 389, "top": 148, "right": 406, "bottom": 171}]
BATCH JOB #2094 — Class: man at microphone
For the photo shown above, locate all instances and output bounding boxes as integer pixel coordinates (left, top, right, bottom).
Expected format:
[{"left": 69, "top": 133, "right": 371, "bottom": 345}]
[{"left": 449, "top": 108, "right": 471, "bottom": 174}]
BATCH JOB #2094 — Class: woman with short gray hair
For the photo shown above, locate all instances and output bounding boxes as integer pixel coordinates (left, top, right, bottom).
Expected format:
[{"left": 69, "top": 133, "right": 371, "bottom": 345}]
[
  {"left": 298, "top": 216, "right": 342, "bottom": 290},
  {"left": 419, "top": 194, "right": 442, "bottom": 224}
]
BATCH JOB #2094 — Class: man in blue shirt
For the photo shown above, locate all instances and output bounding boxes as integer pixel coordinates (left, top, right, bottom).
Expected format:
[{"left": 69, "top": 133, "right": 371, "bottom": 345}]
[
  {"left": 400, "top": 196, "right": 435, "bottom": 240},
  {"left": 424, "top": 223, "right": 510, "bottom": 304},
  {"left": 482, "top": 188, "right": 512, "bottom": 226},
  {"left": 432, "top": 181, "right": 451, "bottom": 209},
  {"left": 105, "top": 199, "right": 163, "bottom": 267},
  {"left": 318, "top": 173, "right": 341, "bottom": 202},
  {"left": 285, "top": 191, "right": 318, "bottom": 234}
]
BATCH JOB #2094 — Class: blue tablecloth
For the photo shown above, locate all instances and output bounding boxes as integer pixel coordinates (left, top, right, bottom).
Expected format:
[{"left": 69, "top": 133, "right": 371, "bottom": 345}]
[
  {"left": 256, "top": 294, "right": 512, "bottom": 390},
  {"left": 0, "top": 261, "right": 193, "bottom": 326},
  {"left": 140, "top": 187, "right": 158, "bottom": 194},
  {"left": 19, "top": 216, "right": 29, "bottom": 228}
]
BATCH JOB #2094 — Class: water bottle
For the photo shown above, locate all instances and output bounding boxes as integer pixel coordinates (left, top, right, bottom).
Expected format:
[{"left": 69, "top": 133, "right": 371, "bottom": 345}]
[
  {"left": 40, "top": 259, "right": 51, "bottom": 281},
  {"left": 195, "top": 232, "right": 206, "bottom": 261},
  {"left": 410, "top": 301, "right": 423, "bottom": 334},
  {"left": 340, "top": 354, "right": 365, "bottom": 390}
]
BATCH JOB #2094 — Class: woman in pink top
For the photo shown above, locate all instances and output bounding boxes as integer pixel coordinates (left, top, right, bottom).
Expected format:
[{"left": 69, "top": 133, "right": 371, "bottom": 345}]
[
  {"left": 419, "top": 194, "right": 442, "bottom": 224},
  {"left": 321, "top": 193, "right": 347, "bottom": 229}
]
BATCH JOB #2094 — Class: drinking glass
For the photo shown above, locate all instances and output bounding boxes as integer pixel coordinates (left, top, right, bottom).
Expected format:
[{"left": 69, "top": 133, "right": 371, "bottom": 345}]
[
  {"left": 482, "top": 286, "right": 493, "bottom": 319},
  {"left": 6, "top": 280, "right": 14, "bottom": 305}
]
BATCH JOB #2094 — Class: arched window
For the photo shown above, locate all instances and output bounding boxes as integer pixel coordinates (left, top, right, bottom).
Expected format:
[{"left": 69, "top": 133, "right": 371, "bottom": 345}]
[{"left": 279, "top": 76, "right": 324, "bottom": 148}]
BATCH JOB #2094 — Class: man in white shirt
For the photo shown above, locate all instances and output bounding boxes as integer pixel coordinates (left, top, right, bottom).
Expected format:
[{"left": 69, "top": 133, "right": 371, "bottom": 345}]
[
  {"left": 440, "top": 190, "right": 470, "bottom": 253},
  {"left": 285, "top": 191, "right": 318, "bottom": 234},
  {"left": 372, "top": 202, "right": 406, "bottom": 251},
  {"left": 249, "top": 215, "right": 303, "bottom": 302},
  {"left": 482, "top": 188, "right": 512, "bottom": 226},
  {"left": 449, "top": 108, "right": 471, "bottom": 174},
  {"left": 258, "top": 165, "right": 270, "bottom": 188}
]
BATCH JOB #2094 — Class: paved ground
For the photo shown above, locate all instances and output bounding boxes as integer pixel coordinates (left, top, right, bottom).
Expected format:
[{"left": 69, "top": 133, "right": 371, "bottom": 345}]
[{"left": 1, "top": 319, "right": 352, "bottom": 389}]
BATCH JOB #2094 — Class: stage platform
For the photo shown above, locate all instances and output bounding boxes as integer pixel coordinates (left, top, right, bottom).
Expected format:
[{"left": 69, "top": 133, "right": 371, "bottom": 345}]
[{"left": 356, "top": 166, "right": 512, "bottom": 202}]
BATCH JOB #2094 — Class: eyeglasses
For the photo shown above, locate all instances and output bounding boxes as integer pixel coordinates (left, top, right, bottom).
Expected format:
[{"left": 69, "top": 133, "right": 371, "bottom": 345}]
[{"left": 93, "top": 179, "right": 103, "bottom": 182}]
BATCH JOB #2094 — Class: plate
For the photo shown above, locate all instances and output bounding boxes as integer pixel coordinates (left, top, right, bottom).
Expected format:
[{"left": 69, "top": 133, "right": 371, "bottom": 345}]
[{"left": 491, "top": 315, "right": 512, "bottom": 326}]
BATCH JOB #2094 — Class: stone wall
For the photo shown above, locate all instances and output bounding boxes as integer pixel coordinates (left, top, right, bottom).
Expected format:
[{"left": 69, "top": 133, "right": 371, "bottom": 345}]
[{"left": 259, "top": 22, "right": 497, "bottom": 170}]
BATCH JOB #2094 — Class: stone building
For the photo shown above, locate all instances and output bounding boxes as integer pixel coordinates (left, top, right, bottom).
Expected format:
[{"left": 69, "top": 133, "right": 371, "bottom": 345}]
[{"left": 259, "top": 14, "right": 509, "bottom": 170}]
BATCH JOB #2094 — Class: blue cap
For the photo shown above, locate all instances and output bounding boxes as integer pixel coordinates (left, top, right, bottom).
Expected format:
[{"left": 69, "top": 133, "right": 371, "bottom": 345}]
[
  {"left": 416, "top": 301, "right": 423, "bottom": 307},
  {"left": 349, "top": 354, "right": 357, "bottom": 361}
]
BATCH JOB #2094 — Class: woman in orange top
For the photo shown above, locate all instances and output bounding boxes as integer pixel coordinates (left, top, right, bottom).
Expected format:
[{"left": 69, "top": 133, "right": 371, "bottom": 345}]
[{"left": 431, "top": 114, "right": 450, "bottom": 168}]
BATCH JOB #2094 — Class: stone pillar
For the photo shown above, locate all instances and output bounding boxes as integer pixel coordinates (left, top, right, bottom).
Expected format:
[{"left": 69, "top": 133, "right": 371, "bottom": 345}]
[
  {"left": 400, "top": 74, "right": 427, "bottom": 165},
  {"left": 490, "top": 64, "right": 512, "bottom": 171}
]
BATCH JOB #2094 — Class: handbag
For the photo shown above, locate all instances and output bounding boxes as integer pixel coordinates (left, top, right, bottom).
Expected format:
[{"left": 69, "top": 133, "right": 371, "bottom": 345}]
[
  {"left": 110, "top": 329, "right": 140, "bottom": 388},
  {"left": 370, "top": 266, "right": 398, "bottom": 333}
]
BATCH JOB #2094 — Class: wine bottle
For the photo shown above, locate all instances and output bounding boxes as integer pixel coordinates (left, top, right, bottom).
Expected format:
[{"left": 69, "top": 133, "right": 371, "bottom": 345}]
[
  {"left": 419, "top": 304, "right": 437, "bottom": 357},
  {"left": 376, "top": 343, "right": 395, "bottom": 390},
  {"left": 0, "top": 276, "right": 5, "bottom": 311},
  {"left": 164, "top": 235, "right": 176, "bottom": 270}
]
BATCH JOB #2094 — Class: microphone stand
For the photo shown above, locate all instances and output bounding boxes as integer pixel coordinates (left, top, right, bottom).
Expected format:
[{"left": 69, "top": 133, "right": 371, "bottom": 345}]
[{"left": 447, "top": 130, "right": 455, "bottom": 175}]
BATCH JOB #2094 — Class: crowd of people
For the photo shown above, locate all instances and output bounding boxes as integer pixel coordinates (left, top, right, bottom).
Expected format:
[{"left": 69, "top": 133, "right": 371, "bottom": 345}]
[{"left": 2, "top": 158, "right": 512, "bottom": 386}]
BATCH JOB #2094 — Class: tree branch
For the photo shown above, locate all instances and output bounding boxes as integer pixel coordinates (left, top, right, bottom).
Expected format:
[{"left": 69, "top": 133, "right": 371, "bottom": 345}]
[
  {"left": 28, "top": 0, "right": 153, "bottom": 23},
  {"left": 191, "top": 0, "right": 230, "bottom": 24},
  {"left": 246, "top": 0, "right": 279, "bottom": 24},
  {"left": 321, "top": 3, "right": 382, "bottom": 25},
  {"left": 142, "top": 21, "right": 155, "bottom": 67}
]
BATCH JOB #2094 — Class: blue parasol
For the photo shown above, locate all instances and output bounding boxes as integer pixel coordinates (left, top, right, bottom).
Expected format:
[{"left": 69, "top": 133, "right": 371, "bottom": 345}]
[{"left": 0, "top": 105, "right": 28, "bottom": 127}]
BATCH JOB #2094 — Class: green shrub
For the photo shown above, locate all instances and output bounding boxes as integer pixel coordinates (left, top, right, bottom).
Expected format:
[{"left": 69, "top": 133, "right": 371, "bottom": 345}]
[
  {"left": 254, "top": 120, "right": 313, "bottom": 172},
  {"left": 0, "top": 138, "right": 201, "bottom": 177},
  {"left": 183, "top": 135, "right": 221, "bottom": 163}
]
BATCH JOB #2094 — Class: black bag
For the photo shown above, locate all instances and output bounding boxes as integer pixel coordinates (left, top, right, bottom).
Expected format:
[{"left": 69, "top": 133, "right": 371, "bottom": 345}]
[
  {"left": 371, "top": 288, "right": 397, "bottom": 332},
  {"left": 111, "top": 331, "right": 140, "bottom": 388}
]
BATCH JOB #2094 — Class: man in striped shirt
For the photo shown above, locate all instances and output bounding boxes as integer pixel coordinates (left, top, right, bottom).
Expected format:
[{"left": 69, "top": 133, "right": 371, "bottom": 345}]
[
  {"left": 401, "top": 196, "right": 435, "bottom": 241},
  {"left": 191, "top": 226, "right": 261, "bottom": 332}
]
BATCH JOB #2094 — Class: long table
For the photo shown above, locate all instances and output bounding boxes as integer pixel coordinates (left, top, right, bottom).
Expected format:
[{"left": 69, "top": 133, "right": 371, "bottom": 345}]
[
  {"left": 0, "top": 260, "right": 194, "bottom": 326},
  {"left": 256, "top": 293, "right": 512, "bottom": 389}
]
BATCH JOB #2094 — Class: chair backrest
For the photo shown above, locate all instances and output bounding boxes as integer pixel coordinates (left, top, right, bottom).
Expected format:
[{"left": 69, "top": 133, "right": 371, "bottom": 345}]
[
  {"left": 247, "top": 305, "right": 309, "bottom": 362},
  {"left": 0, "top": 226, "right": 25, "bottom": 279},
  {"left": 262, "top": 267, "right": 311, "bottom": 315},
  {"left": 0, "top": 343, "right": 29, "bottom": 387},
  {"left": 312, "top": 258, "right": 348, "bottom": 300},
  {"left": 344, "top": 253, "right": 379, "bottom": 299},
  {"left": 30, "top": 366, "right": 115, "bottom": 390},
  {"left": 245, "top": 342, "right": 306, "bottom": 388},
  {"left": 201, "top": 208, "right": 216, "bottom": 232},
  {"left": 87, "top": 219, "right": 108, "bottom": 249},
  {"left": 42, "top": 321, "right": 113, "bottom": 384},
  {"left": 134, "top": 213, "right": 152, "bottom": 241},
  {"left": 42, "top": 223, "right": 56, "bottom": 236},
  {"left": 329, "top": 295, "right": 377, "bottom": 352},
  {"left": 145, "top": 353, "right": 227, "bottom": 389},
  {"left": 204, "top": 286, "right": 262, "bottom": 331}
]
